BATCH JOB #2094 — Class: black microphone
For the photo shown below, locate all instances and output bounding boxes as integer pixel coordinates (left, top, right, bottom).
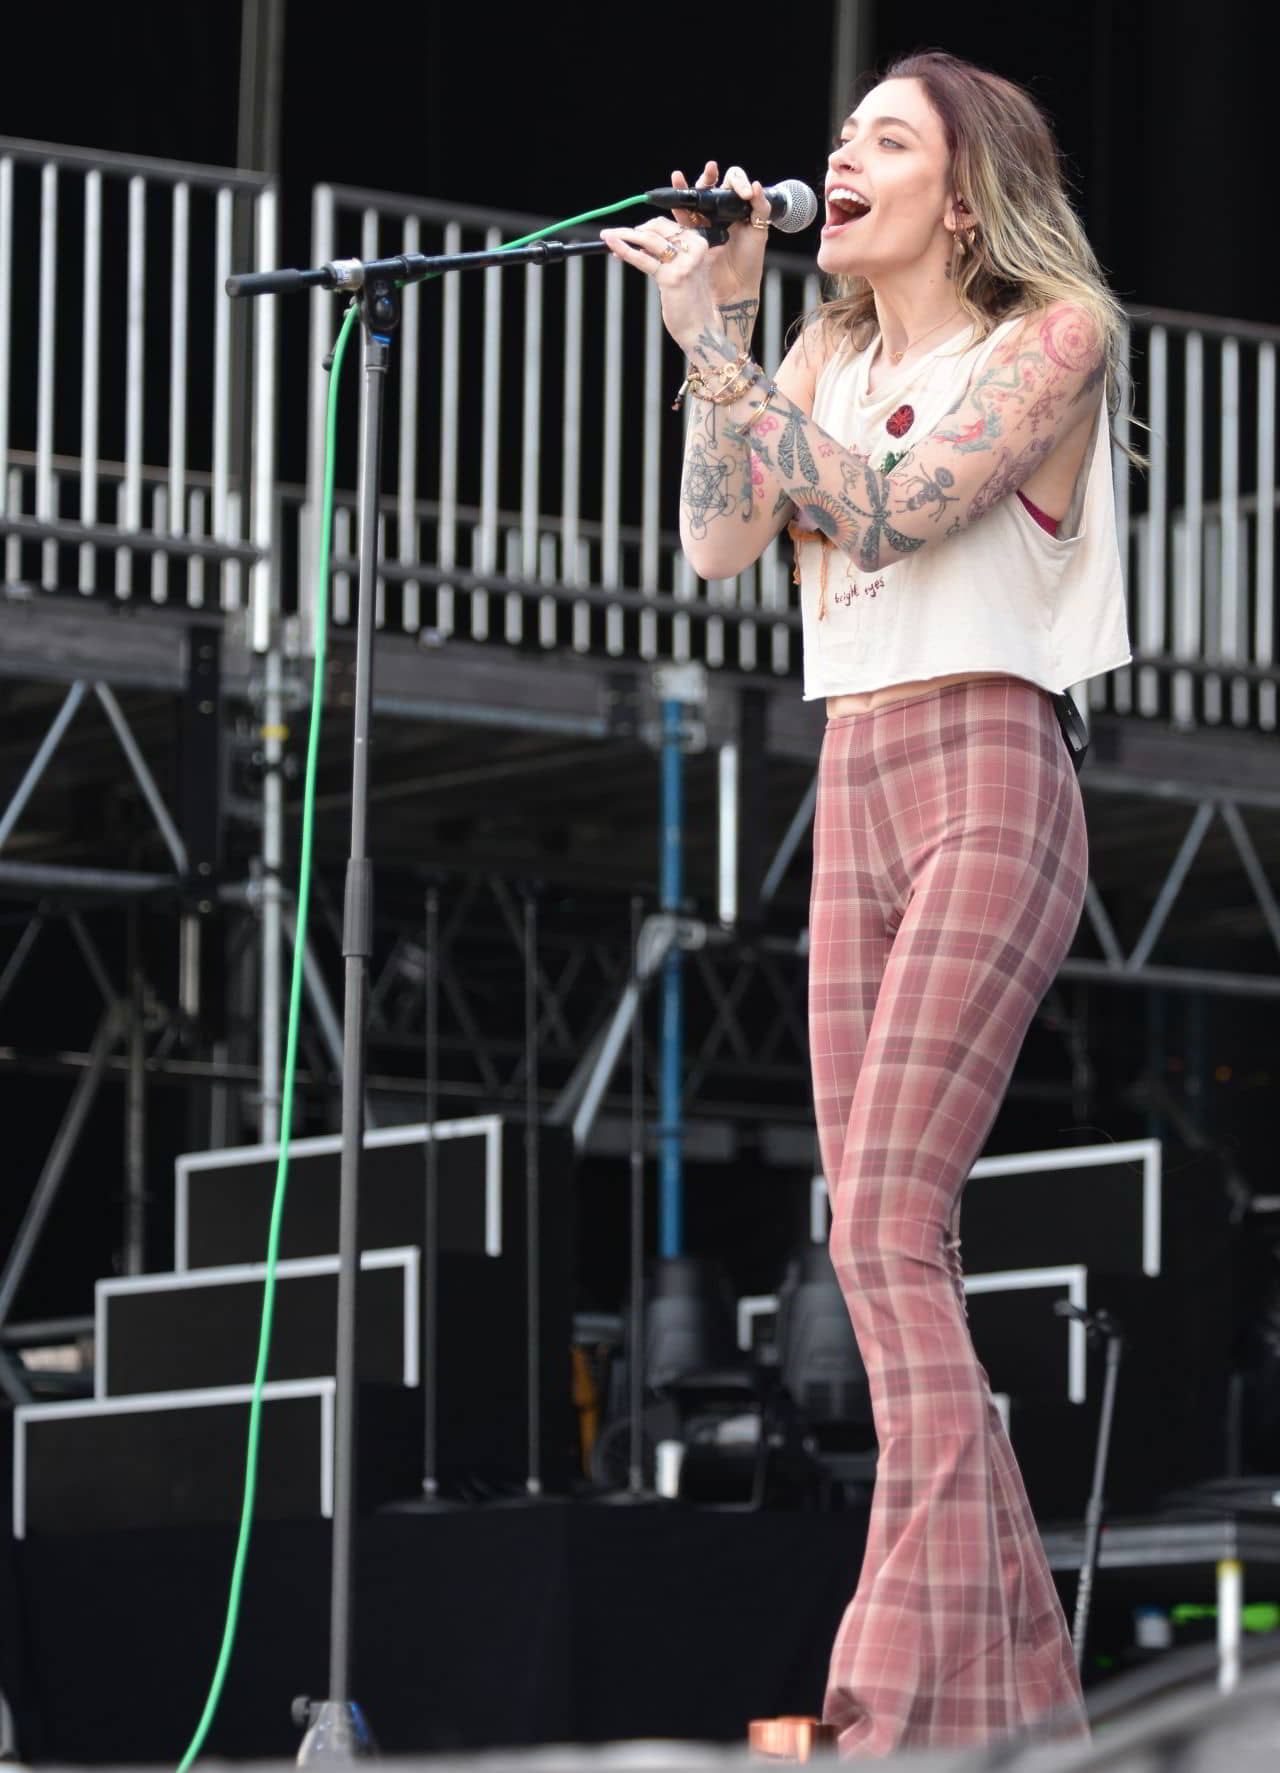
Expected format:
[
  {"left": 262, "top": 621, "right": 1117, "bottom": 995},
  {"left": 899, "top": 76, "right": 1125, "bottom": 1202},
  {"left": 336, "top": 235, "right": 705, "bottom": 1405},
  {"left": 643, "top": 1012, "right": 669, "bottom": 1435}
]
[{"left": 644, "top": 178, "right": 819, "bottom": 235}]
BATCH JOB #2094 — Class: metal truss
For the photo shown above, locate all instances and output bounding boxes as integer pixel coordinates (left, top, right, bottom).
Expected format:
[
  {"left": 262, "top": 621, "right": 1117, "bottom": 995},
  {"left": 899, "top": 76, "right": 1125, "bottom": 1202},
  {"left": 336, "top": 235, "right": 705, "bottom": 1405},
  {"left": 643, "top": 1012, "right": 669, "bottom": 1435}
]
[
  {"left": 0, "top": 677, "right": 188, "bottom": 889},
  {"left": 1067, "top": 770, "right": 1280, "bottom": 999}
]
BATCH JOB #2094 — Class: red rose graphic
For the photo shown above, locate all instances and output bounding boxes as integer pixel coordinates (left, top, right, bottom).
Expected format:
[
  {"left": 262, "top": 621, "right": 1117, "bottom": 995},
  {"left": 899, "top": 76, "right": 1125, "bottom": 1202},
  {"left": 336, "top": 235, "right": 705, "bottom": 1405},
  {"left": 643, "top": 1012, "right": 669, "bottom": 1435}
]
[{"left": 886, "top": 404, "right": 914, "bottom": 439}]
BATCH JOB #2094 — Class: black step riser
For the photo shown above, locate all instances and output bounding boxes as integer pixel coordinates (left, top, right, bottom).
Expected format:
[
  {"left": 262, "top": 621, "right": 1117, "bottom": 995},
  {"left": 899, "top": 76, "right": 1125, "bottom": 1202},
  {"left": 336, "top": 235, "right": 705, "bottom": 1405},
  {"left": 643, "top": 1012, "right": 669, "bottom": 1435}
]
[{"left": 97, "top": 1254, "right": 416, "bottom": 1397}]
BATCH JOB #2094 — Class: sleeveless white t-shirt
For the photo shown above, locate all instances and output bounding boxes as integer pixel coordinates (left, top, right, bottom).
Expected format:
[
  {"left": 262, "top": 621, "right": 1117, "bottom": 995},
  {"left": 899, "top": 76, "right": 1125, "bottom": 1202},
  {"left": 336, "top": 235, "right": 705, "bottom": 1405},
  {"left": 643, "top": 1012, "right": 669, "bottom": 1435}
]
[{"left": 794, "top": 315, "right": 1132, "bottom": 700}]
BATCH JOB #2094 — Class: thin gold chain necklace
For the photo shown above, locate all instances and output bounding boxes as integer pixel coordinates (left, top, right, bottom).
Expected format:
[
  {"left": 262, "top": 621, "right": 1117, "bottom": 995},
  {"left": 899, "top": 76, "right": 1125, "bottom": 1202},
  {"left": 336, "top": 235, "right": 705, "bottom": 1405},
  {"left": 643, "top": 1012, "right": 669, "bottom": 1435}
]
[{"left": 887, "top": 311, "right": 964, "bottom": 366}]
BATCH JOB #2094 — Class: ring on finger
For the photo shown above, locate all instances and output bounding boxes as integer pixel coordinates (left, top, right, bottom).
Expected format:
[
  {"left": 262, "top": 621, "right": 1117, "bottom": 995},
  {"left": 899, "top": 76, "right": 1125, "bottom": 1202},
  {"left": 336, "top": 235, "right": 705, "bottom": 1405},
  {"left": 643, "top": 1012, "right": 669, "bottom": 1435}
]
[
  {"left": 749, "top": 216, "right": 770, "bottom": 231},
  {"left": 659, "top": 243, "right": 678, "bottom": 263}
]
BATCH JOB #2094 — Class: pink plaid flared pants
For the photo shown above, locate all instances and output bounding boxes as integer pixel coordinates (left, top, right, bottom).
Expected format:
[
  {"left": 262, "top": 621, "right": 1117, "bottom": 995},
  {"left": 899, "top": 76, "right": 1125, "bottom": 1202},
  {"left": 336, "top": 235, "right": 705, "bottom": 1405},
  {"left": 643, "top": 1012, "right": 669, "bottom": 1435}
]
[{"left": 808, "top": 677, "right": 1091, "bottom": 1757}]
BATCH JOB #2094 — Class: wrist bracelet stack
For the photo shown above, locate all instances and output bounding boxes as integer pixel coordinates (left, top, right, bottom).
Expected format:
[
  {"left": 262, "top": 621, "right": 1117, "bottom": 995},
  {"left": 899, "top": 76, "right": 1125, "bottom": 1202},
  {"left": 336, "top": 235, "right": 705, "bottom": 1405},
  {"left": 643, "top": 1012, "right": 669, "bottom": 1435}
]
[{"left": 672, "top": 349, "right": 761, "bottom": 412}]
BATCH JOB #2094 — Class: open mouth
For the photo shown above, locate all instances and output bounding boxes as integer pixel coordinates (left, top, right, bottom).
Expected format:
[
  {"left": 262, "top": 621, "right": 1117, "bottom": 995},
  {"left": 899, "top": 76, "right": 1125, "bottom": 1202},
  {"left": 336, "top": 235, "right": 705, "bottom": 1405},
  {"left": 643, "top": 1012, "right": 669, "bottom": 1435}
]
[{"left": 825, "top": 186, "right": 872, "bottom": 227}]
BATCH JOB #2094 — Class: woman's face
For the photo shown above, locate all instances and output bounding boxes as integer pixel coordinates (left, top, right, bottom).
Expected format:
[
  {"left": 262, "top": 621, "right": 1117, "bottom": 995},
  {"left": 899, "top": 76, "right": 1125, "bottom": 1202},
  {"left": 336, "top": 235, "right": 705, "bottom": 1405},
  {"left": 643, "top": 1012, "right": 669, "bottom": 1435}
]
[{"left": 818, "top": 76, "right": 957, "bottom": 279}]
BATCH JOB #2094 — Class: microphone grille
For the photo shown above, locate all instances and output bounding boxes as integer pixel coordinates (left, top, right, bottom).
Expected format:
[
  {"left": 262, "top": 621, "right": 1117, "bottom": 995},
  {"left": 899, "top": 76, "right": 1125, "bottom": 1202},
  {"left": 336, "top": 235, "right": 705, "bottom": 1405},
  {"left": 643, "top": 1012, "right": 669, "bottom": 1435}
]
[{"left": 773, "top": 179, "right": 819, "bottom": 234}]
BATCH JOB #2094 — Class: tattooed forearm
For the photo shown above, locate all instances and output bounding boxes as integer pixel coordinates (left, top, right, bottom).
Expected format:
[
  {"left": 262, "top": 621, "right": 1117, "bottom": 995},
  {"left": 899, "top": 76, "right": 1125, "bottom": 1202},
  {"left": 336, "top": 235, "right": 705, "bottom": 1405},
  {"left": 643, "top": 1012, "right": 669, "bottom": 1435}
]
[
  {"left": 966, "top": 438, "right": 1053, "bottom": 525},
  {"left": 682, "top": 393, "right": 755, "bottom": 536},
  {"left": 687, "top": 321, "right": 742, "bottom": 372},
  {"left": 706, "top": 301, "right": 1105, "bottom": 572}
]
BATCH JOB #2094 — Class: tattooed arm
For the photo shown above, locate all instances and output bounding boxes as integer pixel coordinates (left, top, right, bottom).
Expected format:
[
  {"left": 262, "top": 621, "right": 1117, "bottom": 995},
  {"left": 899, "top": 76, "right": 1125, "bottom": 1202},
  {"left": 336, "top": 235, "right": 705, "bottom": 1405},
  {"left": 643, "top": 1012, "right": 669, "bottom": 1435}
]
[
  {"left": 701, "top": 303, "right": 1104, "bottom": 574},
  {"left": 679, "top": 314, "right": 829, "bottom": 574}
]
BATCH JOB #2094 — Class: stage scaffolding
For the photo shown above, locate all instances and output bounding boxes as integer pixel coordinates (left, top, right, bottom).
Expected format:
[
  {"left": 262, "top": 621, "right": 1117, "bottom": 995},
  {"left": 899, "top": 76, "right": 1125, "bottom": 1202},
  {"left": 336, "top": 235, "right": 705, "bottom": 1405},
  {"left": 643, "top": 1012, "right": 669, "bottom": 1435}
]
[{"left": 2, "top": 132, "right": 1279, "bottom": 1367}]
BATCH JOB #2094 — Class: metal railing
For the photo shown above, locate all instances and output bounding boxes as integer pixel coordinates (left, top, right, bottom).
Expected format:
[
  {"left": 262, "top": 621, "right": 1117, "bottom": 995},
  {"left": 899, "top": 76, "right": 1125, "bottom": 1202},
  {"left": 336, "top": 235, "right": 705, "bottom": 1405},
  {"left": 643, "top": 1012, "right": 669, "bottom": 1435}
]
[
  {"left": 0, "top": 135, "right": 277, "bottom": 646},
  {"left": 295, "top": 184, "right": 822, "bottom": 676},
  {"left": 2, "top": 153, "right": 1277, "bottom": 732},
  {"left": 1104, "top": 309, "right": 1277, "bottom": 732}
]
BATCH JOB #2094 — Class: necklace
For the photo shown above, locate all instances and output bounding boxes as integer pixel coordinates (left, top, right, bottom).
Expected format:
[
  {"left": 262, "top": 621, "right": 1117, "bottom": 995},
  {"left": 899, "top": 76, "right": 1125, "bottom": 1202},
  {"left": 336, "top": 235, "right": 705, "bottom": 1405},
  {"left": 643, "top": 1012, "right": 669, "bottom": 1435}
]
[{"left": 887, "top": 311, "right": 964, "bottom": 365}]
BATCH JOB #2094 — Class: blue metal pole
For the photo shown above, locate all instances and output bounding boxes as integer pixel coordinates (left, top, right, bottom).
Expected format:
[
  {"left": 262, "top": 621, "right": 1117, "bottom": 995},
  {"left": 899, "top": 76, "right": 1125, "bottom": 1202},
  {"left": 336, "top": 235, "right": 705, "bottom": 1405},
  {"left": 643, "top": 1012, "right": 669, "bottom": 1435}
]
[{"left": 659, "top": 696, "right": 684, "bottom": 1259}]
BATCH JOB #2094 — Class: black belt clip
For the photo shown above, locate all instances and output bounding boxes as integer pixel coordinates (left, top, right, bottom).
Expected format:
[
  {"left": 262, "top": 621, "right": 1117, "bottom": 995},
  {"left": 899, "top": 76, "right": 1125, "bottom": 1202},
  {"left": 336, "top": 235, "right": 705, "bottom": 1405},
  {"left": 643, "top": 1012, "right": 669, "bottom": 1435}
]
[{"left": 1051, "top": 690, "right": 1089, "bottom": 774}]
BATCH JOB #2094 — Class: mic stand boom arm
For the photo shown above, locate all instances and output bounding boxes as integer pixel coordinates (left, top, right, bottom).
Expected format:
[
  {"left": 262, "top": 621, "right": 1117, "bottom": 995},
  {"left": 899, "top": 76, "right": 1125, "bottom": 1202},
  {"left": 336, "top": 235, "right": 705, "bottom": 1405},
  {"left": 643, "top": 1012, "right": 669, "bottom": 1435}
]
[{"left": 225, "top": 235, "right": 610, "bottom": 300}]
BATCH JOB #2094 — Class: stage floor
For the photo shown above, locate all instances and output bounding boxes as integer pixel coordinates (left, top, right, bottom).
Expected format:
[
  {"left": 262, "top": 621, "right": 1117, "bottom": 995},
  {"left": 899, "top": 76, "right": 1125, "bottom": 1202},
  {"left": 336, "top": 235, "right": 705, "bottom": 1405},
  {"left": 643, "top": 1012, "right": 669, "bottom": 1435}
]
[
  {"left": 0, "top": 1494, "right": 1214, "bottom": 1764},
  {"left": 2, "top": 1497, "right": 872, "bottom": 1762}
]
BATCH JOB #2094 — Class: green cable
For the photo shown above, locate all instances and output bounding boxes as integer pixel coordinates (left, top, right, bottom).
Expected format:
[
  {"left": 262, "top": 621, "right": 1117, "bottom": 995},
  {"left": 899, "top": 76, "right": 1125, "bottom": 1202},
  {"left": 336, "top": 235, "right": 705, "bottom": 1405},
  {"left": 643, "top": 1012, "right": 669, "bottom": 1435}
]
[
  {"left": 177, "top": 294, "right": 358, "bottom": 1773},
  {"left": 177, "top": 192, "right": 644, "bottom": 1770}
]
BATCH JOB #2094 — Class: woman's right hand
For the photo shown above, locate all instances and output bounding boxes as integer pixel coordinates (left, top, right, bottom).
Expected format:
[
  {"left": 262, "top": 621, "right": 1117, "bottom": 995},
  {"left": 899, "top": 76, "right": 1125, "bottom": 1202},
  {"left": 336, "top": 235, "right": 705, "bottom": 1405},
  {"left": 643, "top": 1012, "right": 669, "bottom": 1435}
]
[{"left": 671, "top": 161, "right": 769, "bottom": 312}]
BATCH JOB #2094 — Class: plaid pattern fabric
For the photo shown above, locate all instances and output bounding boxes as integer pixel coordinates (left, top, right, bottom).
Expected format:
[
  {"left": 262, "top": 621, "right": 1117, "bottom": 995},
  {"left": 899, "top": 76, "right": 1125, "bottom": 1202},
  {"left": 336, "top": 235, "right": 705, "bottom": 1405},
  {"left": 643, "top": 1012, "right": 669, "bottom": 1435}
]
[{"left": 808, "top": 677, "right": 1091, "bottom": 1756}]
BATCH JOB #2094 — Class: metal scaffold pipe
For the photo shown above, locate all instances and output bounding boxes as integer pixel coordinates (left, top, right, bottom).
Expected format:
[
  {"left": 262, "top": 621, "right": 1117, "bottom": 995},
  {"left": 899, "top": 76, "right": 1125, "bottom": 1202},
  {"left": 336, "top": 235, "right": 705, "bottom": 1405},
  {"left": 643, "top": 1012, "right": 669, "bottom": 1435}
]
[{"left": 659, "top": 695, "right": 684, "bottom": 1259}]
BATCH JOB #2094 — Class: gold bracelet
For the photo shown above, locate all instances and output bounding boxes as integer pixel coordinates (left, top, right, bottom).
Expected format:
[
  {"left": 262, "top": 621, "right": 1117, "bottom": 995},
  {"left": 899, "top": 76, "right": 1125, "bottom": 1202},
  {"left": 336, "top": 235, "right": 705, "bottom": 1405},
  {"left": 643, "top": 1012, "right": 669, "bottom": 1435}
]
[
  {"left": 673, "top": 351, "right": 763, "bottom": 409},
  {"left": 734, "top": 381, "right": 778, "bottom": 434}
]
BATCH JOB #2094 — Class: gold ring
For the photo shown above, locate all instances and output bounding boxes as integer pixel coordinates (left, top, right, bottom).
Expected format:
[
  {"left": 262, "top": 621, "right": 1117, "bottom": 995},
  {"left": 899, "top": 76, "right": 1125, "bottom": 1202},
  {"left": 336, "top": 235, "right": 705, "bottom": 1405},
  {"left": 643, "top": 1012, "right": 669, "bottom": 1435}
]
[
  {"left": 660, "top": 244, "right": 678, "bottom": 263},
  {"left": 749, "top": 216, "right": 770, "bottom": 231}
]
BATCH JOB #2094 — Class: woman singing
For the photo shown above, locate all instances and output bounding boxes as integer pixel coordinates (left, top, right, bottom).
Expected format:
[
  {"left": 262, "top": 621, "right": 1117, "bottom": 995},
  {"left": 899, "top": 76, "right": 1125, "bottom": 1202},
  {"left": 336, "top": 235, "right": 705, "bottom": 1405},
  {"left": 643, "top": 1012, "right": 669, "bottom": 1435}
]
[{"left": 601, "top": 49, "right": 1130, "bottom": 1758}]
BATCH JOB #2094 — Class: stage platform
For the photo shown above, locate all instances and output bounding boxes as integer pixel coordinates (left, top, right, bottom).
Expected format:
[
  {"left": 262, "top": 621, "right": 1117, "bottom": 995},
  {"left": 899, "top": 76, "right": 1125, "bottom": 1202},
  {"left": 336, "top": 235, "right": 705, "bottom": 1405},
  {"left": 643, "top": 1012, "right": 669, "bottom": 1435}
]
[
  {"left": 0, "top": 1496, "right": 868, "bottom": 1762},
  {"left": 6, "top": 1491, "right": 1272, "bottom": 1766}
]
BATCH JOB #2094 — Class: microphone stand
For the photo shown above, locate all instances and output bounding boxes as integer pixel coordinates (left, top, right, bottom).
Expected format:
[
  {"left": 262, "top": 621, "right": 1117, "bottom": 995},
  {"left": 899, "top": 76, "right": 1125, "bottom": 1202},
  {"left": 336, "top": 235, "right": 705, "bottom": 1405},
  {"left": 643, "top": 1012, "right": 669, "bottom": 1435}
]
[
  {"left": 228, "top": 232, "right": 609, "bottom": 1761},
  {"left": 1054, "top": 1301, "right": 1126, "bottom": 1675}
]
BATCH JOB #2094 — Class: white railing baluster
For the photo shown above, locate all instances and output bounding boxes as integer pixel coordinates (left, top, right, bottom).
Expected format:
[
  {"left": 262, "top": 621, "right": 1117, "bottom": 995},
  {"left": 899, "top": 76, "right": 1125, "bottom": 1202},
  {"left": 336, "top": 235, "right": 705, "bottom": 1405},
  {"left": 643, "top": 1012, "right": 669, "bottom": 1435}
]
[
  {"left": 504, "top": 529, "right": 522, "bottom": 643},
  {"left": 602, "top": 252, "right": 623, "bottom": 656},
  {"left": 151, "top": 486, "right": 168, "bottom": 604},
  {"left": 640, "top": 276, "right": 664, "bottom": 662},
  {"left": 5, "top": 469, "right": 20, "bottom": 582},
  {"left": 562, "top": 252, "right": 586, "bottom": 652},
  {"left": 168, "top": 180, "right": 189, "bottom": 608},
  {"left": 249, "top": 183, "right": 278, "bottom": 652},
  {"left": 79, "top": 168, "right": 101, "bottom": 592},
  {"left": 1258, "top": 343, "right": 1276, "bottom": 730},
  {"left": 1203, "top": 519, "right": 1221, "bottom": 725},
  {"left": 1141, "top": 325, "right": 1167, "bottom": 716},
  {"left": 398, "top": 214, "right": 421, "bottom": 632},
  {"left": 37, "top": 163, "right": 57, "bottom": 588},
  {"left": 0, "top": 156, "right": 11, "bottom": 524},
  {"left": 1174, "top": 331, "right": 1202, "bottom": 726},
  {"left": 437, "top": 218, "right": 461, "bottom": 640},
  {"left": 302, "top": 183, "right": 335, "bottom": 650},
  {"left": 118, "top": 175, "right": 146, "bottom": 601},
  {"left": 213, "top": 183, "right": 234, "bottom": 569},
  {"left": 476, "top": 223, "right": 501, "bottom": 642},
  {"left": 517, "top": 260, "right": 541, "bottom": 645},
  {"left": 1219, "top": 339, "right": 1244, "bottom": 725},
  {"left": 333, "top": 502, "right": 351, "bottom": 625},
  {"left": 189, "top": 488, "right": 206, "bottom": 608},
  {"left": 1110, "top": 321, "right": 1132, "bottom": 715}
]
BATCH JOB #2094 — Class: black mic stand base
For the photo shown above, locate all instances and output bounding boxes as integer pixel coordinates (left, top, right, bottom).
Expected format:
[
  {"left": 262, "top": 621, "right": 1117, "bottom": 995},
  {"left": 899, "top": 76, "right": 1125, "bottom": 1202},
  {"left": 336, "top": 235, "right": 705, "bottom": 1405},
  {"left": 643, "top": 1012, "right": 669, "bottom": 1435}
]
[{"left": 379, "top": 1486, "right": 472, "bottom": 1514}]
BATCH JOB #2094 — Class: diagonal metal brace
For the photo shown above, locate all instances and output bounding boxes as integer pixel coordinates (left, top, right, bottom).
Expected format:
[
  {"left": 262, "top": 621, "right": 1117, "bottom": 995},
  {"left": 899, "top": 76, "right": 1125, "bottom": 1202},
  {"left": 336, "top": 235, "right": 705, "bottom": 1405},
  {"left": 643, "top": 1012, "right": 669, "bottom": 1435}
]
[
  {"left": 553, "top": 914, "right": 706, "bottom": 1151},
  {"left": 1127, "top": 800, "right": 1215, "bottom": 970},
  {"left": 0, "top": 681, "right": 88, "bottom": 853}
]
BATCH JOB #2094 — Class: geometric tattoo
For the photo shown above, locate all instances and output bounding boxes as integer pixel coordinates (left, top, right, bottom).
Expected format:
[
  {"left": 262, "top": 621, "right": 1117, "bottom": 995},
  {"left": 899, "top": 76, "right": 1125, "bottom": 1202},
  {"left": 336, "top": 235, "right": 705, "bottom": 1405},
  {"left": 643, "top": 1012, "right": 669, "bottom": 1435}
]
[{"left": 682, "top": 444, "right": 734, "bottom": 539}]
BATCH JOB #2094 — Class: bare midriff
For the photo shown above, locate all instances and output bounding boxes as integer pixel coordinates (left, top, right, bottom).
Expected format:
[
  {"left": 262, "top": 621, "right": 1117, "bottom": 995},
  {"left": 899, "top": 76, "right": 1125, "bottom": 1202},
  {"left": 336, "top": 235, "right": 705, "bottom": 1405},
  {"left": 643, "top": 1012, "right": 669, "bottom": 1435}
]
[{"left": 825, "top": 669, "right": 1018, "bottom": 716}]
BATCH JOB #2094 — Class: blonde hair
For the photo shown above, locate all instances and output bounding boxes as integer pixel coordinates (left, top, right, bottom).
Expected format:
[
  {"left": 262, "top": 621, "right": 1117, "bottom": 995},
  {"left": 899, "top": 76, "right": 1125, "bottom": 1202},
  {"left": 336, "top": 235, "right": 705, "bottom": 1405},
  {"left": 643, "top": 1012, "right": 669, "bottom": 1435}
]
[{"left": 824, "top": 51, "right": 1134, "bottom": 439}]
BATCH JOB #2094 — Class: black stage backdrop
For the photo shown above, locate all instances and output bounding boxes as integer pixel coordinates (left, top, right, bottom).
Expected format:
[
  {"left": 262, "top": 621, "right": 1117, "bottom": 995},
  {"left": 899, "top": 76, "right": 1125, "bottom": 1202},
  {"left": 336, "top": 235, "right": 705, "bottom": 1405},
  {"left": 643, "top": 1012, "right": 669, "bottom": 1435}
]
[{"left": 2, "top": 0, "right": 1266, "bottom": 328}]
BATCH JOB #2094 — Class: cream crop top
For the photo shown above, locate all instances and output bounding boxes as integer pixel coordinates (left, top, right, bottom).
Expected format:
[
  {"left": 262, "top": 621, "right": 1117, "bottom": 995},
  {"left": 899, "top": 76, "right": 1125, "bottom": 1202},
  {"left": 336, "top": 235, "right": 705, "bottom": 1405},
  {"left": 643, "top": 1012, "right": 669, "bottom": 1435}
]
[{"left": 793, "top": 316, "right": 1132, "bottom": 701}]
